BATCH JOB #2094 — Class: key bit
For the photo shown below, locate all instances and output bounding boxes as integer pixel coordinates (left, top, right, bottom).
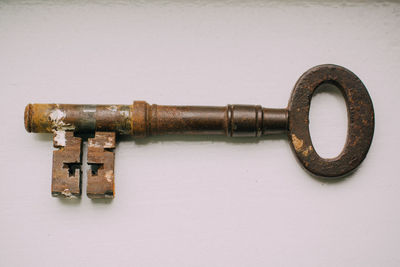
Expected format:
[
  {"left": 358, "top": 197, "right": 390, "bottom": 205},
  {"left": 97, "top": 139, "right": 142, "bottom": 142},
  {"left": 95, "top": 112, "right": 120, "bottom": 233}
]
[
  {"left": 24, "top": 64, "right": 375, "bottom": 199},
  {"left": 87, "top": 132, "right": 116, "bottom": 199},
  {"left": 52, "top": 131, "right": 82, "bottom": 198}
]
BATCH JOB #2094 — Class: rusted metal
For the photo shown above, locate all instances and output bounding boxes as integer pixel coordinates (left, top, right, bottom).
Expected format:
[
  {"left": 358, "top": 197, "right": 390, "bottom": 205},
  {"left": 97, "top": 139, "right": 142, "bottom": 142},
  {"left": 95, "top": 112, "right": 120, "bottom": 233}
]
[
  {"left": 25, "top": 102, "right": 287, "bottom": 137},
  {"left": 24, "top": 104, "right": 132, "bottom": 134},
  {"left": 131, "top": 102, "right": 287, "bottom": 137},
  {"left": 87, "top": 132, "right": 116, "bottom": 199},
  {"left": 52, "top": 131, "right": 82, "bottom": 198},
  {"left": 287, "top": 64, "right": 374, "bottom": 177},
  {"left": 25, "top": 64, "right": 375, "bottom": 198}
]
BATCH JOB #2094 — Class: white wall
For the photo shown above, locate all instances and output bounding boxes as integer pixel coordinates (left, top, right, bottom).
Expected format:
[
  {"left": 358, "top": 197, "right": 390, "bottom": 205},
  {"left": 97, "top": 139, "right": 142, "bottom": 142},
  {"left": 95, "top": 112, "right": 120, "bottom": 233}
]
[{"left": 0, "top": 1, "right": 399, "bottom": 266}]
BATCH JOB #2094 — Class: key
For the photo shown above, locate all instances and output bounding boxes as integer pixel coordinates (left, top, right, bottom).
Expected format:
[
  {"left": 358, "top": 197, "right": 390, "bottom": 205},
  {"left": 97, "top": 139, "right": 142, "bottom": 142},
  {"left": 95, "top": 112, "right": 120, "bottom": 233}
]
[{"left": 24, "top": 64, "right": 374, "bottom": 199}]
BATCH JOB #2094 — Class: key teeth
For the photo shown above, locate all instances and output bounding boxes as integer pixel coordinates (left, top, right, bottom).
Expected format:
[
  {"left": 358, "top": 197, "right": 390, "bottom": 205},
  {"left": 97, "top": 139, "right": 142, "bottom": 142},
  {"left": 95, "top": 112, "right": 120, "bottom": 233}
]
[
  {"left": 87, "top": 132, "right": 116, "bottom": 199},
  {"left": 51, "top": 131, "right": 82, "bottom": 198}
]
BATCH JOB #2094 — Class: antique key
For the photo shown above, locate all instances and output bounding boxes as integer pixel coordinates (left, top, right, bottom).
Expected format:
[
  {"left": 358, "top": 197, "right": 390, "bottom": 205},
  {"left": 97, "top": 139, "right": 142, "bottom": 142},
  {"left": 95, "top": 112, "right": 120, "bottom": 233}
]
[{"left": 24, "top": 65, "right": 374, "bottom": 199}]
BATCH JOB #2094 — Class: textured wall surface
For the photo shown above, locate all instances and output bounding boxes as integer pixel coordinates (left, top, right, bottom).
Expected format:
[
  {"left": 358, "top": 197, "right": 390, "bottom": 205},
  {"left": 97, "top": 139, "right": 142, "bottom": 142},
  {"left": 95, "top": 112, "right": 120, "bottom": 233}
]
[{"left": 0, "top": 1, "right": 399, "bottom": 266}]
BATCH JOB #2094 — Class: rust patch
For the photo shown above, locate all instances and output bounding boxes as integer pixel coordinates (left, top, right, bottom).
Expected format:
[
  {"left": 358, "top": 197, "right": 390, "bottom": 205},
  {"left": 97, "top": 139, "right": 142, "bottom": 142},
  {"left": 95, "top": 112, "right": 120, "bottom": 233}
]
[
  {"left": 24, "top": 104, "right": 131, "bottom": 134},
  {"left": 292, "top": 134, "right": 313, "bottom": 157},
  {"left": 291, "top": 134, "right": 304, "bottom": 152},
  {"left": 87, "top": 132, "right": 116, "bottom": 199},
  {"left": 302, "top": 145, "right": 313, "bottom": 157},
  {"left": 52, "top": 131, "right": 82, "bottom": 198}
]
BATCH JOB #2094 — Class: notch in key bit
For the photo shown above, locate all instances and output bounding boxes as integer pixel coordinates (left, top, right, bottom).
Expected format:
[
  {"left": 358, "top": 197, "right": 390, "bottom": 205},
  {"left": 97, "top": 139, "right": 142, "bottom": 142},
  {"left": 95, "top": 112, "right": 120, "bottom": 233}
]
[
  {"left": 87, "top": 132, "right": 116, "bottom": 199},
  {"left": 52, "top": 131, "right": 82, "bottom": 198}
]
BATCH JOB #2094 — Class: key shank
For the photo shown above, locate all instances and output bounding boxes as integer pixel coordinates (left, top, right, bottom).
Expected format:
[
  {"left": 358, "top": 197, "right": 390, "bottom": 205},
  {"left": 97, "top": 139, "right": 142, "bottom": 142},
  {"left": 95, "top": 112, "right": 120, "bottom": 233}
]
[{"left": 24, "top": 102, "right": 288, "bottom": 137}]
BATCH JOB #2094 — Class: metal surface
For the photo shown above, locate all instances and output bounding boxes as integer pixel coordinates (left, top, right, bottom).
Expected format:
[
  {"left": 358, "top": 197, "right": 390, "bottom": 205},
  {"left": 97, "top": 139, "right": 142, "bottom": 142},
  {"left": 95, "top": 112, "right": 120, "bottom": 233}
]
[
  {"left": 24, "top": 102, "right": 287, "bottom": 136},
  {"left": 24, "top": 104, "right": 132, "bottom": 134},
  {"left": 52, "top": 131, "right": 82, "bottom": 198},
  {"left": 287, "top": 65, "right": 374, "bottom": 177},
  {"left": 25, "top": 64, "right": 375, "bottom": 198},
  {"left": 87, "top": 132, "right": 116, "bottom": 199},
  {"left": 131, "top": 101, "right": 287, "bottom": 137}
]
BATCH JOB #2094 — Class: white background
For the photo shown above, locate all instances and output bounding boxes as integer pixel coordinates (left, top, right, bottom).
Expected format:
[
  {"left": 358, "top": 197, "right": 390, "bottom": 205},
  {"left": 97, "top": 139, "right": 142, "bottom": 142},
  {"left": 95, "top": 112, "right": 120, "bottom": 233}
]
[{"left": 1, "top": 1, "right": 399, "bottom": 266}]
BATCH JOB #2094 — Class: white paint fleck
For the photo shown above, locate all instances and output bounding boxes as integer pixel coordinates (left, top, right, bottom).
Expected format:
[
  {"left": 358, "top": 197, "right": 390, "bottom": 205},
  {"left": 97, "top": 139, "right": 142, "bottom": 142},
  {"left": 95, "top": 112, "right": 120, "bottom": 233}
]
[
  {"left": 83, "top": 108, "right": 95, "bottom": 113},
  {"left": 88, "top": 139, "right": 102, "bottom": 148},
  {"left": 119, "top": 110, "right": 129, "bottom": 117},
  {"left": 61, "top": 189, "right": 72, "bottom": 198},
  {"left": 54, "top": 130, "right": 66, "bottom": 146},
  {"left": 105, "top": 142, "right": 113, "bottom": 147},
  {"left": 104, "top": 136, "right": 114, "bottom": 148},
  {"left": 48, "top": 108, "right": 74, "bottom": 131},
  {"left": 49, "top": 109, "right": 65, "bottom": 123},
  {"left": 105, "top": 170, "right": 114, "bottom": 183},
  {"left": 105, "top": 193, "right": 113, "bottom": 199},
  {"left": 107, "top": 105, "right": 118, "bottom": 112}
]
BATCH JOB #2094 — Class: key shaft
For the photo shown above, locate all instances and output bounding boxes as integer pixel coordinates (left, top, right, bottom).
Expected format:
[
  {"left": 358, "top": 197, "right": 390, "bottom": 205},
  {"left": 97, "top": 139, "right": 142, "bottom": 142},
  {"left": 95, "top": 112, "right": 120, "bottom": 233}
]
[{"left": 24, "top": 102, "right": 288, "bottom": 137}]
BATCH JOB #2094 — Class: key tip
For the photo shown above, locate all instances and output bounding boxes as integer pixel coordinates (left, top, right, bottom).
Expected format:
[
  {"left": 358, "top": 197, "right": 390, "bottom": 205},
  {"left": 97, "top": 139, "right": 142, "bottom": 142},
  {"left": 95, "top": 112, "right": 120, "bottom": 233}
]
[{"left": 24, "top": 104, "right": 33, "bottom": 132}]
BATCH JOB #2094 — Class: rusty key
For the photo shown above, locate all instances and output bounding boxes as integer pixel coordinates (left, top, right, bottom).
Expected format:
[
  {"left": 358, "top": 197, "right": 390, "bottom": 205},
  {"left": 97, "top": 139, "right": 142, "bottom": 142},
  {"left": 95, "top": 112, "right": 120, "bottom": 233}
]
[{"left": 24, "top": 64, "right": 374, "bottom": 199}]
